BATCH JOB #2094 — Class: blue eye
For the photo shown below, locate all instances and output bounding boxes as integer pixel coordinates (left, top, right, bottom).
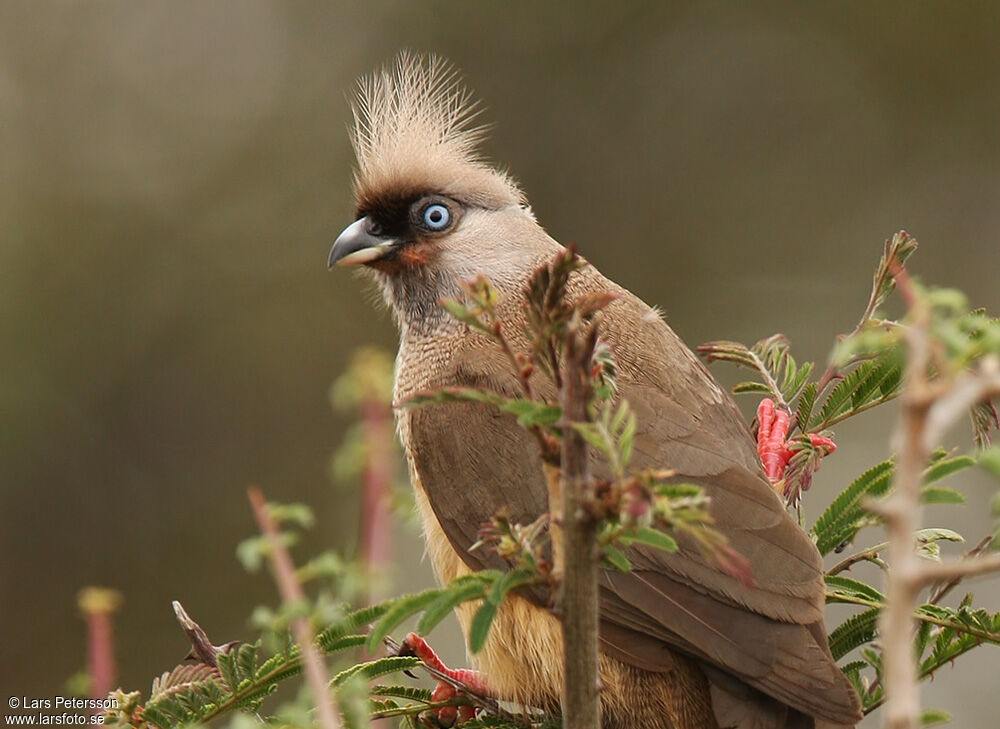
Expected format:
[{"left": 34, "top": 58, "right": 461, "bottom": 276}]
[{"left": 422, "top": 203, "right": 451, "bottom": 231}]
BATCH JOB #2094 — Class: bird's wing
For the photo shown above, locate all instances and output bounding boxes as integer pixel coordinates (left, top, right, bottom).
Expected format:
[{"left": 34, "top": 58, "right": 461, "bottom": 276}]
[{"left": 402, "top": 273, "right": 860, "bottom": 725}]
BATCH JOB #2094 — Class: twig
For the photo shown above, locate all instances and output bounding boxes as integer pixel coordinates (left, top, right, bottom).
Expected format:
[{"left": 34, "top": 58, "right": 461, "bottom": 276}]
[
  {"left": 747, "top": 348, "right": 791, "bottom": 412},
  {"left": 877, "top": 277, "right": 933, "bottom": 729},
  {"left": 921, "top": 357, "right": 1000, "bottom": 451},
  {"left": 369, "top": 697, "right": 474, "bottom": 720},
  {"left": 557, "top": 311, "right": 601, "bottom": 729},
  {"left": 927, "top": 535, "right": 995, "bottom": 605},
  {"left": 493, "top": 322, "right": 536, "bottom": 401},
  {"left": 825, "top": 590, "right": 1000, "bottom": 644},
  {"left": 914, "top": 553, "right": 1000, "bottom": 585},
  {"left": 248, "top": 487, "right": 341, "bottom": 729},
  {"left": 172, "top": 601, "right": 237, "bottom": 664},
  {"left": 827, "top": 542, "right": 888, "bottom": 576},
  {"left": 815, "top": 233, "right": 915, "bottom": 396}
]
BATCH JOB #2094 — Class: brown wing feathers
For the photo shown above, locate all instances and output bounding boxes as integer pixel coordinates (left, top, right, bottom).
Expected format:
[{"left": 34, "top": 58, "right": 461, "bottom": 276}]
[{"left": 402, "top": 273, "right": 861, "bottom": 725}]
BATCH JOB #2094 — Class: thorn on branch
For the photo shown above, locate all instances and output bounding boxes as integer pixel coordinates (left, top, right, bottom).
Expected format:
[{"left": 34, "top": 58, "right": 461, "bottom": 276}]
[{"left": 171, "top": 601, "right": 238, "bottom": 666}]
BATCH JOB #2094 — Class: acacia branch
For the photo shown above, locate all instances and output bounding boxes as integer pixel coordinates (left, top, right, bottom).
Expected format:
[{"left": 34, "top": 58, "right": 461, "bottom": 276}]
[
  {"left": 876, "top": 271, "right": 1000, "bottom": 729},
  {"left": 248, "top": 487, "right": 341, "bottom": 729},
  {"left": 877, "top": 285, "right": 933, "bottom": 729},
  {"left": 915, "top": 553, "right": 1000, "bottom": 585},
  {"left": 827, "top": 542, "right": 888, "bottom": 576},
  {"left": 826, "top": 591, "right": 1000, "bottom": 644},
  {"left": 815, "top": 232, "right": 916, "bottom": 396},
  {"left": 927, "top": 535, "right": 996, "bottom": 605},
  {"left": 557, "top": 312, "right": 601, "bottom": 729},
  {"left": 921, "top": 357, "right": 1000, "bottom": 450}
]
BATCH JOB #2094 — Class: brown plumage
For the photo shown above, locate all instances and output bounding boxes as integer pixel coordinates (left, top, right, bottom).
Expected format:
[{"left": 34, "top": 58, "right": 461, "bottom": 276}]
[{"left": 329, "top": 54, "right": 862, "bottom": 729}]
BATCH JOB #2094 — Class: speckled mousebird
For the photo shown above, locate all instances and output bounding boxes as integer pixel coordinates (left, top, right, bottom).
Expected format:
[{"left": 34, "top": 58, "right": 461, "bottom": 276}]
[{"left": 328, "top": 54, "right": 862, "bottom": 729}]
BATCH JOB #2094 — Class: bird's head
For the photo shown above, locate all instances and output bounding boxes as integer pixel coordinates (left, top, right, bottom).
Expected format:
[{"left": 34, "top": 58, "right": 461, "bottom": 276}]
[{"left": 329, "top": 54, "right": 556, "bottom": 333}]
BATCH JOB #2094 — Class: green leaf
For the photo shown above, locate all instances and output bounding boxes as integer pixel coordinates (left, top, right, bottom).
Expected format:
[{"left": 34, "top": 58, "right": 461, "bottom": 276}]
[
  {"left": 618, "top": 410, "right": 637, "bottom": 468},
  {"left": 236, "top": 642, "right": 258, "bottom": 684},
  {"left": 811, "top": 459, "right": 894, "bottom": 555},
  {"left": 468, "top": 568, "right": 536, "bottom": 654},
  {"left": 321, "top": 634, "right": 367, "bottom": 654},
  {"left": 332, "top": 656, "right": 421, "bottom": 687},
  {"left": 416, "top": 575, "right": 491, "bottom": 636},
  {"left": 828, "top": 608, "right": 880, "bottom": 661},
  {"left": 266, "top": 502, "right": 315, "bottom": 529},
  {"left": 795, "top": 382, "right": 818, "bottom": 434},
  {"left": 914, "top": 527, "right": 964, "bottom": 545},
  {"left": 601, "top": 545, "right": 632, "bottom": 572},
  {"left": 253, "top": 652, "right": 292, "bottom": 681},
  {"left": 504, "top": 400, "right": 563, "bottom": 429},
  {"left": 812, "top": 354, "right": 902, "bottom": 429},
  {"left": 825, "top": 575, "right": 885, "bottom": 604},
  {"left": 610, "top": 401, "right": 630, "bottom": 434},
  {"left": 922, "top": 455, "right": 975, "bottom": 484},
  {"left": 366, "top": 589, "right": 443, "bottom": 654},
  {"left": 369, "top": 685, "right": 435, "bottom": 703},
  {"left": 215, "top": 648, "right": 239, "bottom": 691},
  {"left": 404, "top": 387, "right": 561, "bottom": 430},
  {"left": 920, "top": 709, "right": 952, "bottom": 727},
  {"left": 618, "top": 526, "right": 679, "bottom": 553},
  {"left": 316, "top": 602, "right": 391, "bottom": 652},
  {"left": 871, "top": 231, "right": 918, "bottom": 313},
  {"left": 919, "top": 486, "right": 966, "bottom": 505},
  {"left": 439, "top": 298, "right": 493, "bottom": 333},
  {"left": 696, "top": 340, "right": 756, "bottom": 368},
  {"left": 732, "top": 381, "right": 772, "bottom": 395},
  {"left": 782, "top": 360, "right": 814, "bottom": 402},
  {"left": 571, "top": 423, "right": 611, "bottom": 455}
]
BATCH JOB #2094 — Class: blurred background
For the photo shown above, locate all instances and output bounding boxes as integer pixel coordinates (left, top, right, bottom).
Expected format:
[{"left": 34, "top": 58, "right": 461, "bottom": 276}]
[{"left": 2, "top": 2, "right": 999, "bottom": 726}]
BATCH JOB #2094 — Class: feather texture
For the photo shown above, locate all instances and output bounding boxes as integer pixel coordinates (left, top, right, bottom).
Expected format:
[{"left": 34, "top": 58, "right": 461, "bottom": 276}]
[
  {"left": 395, "top": 268, "right": 862, "bottom": 726},
  {"left": 351, "top": 53, "right": 523, "bottom": 214}
]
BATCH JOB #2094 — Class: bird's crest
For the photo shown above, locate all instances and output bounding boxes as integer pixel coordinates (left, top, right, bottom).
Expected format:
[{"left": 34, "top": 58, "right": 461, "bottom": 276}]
[{"left": 351, "top": 53, "right": 524, "bottom": 214}]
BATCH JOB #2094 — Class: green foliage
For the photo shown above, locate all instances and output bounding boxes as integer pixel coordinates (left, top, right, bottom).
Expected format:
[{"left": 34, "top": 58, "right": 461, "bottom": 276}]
[
  {"left": 364, "top": 589, "right": 444, "bottom": 654},
  {"left": 469, "top": 567, "right": 538, "bottom": 653},
  {"left": 572, "top": 400, "right": 637, "bottom": 475},
  {"left": 406, "top": 386, "right": 562, "bottom": 430},
  {"left": 812, "top": 459, "right": 894, "bottom": 556},
  {"left": 108, "top": 641, "right": 305, "bottom": 729},
  {"left": 617, "top": 526, "right": 678, "bottom": 553},
  {"left": 332, "top": 656, "right": 421, "bottom": 687},
  {"left": 920, "top": 709, "right": 953, "bottom": 727},
  {"left": 828, "top": 608, "right": 880, "bottom": 661},
  {"left": 811, "top": 350, "right": 903, "bottom": 430},
  {"left": 827, "top": 586, "right": 1000, "bottom": 716}
]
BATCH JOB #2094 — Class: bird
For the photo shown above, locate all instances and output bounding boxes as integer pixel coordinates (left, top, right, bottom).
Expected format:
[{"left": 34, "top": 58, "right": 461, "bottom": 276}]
[{"left": 328, "top": 53, "right": 862, "bottom": 729}]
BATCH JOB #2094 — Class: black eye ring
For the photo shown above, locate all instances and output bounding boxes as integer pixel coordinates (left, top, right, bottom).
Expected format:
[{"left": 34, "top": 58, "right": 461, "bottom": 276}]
[{"left": 421, "top": 203, "right": 452, "bottom": 231}]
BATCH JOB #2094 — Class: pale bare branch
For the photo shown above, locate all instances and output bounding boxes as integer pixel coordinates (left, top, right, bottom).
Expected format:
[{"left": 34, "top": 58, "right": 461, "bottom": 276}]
[{"left": 248, "top": 486, "right": 341, "bottom": 729}]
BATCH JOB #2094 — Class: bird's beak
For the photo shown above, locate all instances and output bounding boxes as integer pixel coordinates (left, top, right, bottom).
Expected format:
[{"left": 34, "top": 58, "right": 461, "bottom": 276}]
[{"left": 328, "top": 217, "right": 397, "bottom": 268}]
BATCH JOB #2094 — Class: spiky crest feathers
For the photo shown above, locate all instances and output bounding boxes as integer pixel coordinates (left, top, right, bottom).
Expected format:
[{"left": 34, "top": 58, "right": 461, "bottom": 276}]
[{"left": 351, "top": 53, "right": 524, "bottom": 216}]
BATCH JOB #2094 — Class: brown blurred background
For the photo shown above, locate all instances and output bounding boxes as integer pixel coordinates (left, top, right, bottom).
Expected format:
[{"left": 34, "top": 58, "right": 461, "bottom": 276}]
[{"left": 2, "top": 2, "right": 999, "bottom": 725}]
